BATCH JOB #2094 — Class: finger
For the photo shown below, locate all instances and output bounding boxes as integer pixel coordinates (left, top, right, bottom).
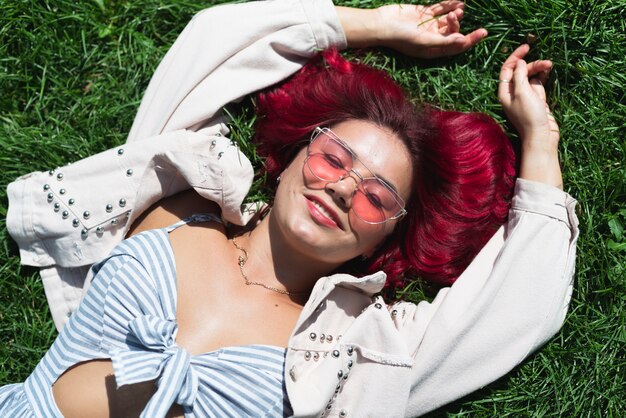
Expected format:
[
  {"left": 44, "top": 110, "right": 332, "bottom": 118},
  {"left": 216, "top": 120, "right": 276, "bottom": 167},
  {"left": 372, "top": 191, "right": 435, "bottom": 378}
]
[
  {"left": 502, "top": 44, "right": 530, "bottom": 68},
  {"left": 429, "top": 1, "right": 465, "bottom": 16},
  {"left": 415, "top": 26, "right": 486, "bottom": 59},
  {"left": 529, "top": 77, "right": 547, "bottom": 101},
  {"left": 514, "top": 59, "right": 529, "bottom": 82},
  {"left": 455, "top": 7, "right": 464, "bottom": 21},
  {"left": 446, "top": 12, "right": 460, "bottom": 34},
  {"left": 526, "top": 60, "right": 552, "bottom": 78},
  {"left": 499, "top": 44, "right": 530, "bottom": 84},
  {"left": 435, "top": 28, "right": 486, "bottom": 55},
  {"left": 463, "top": 27, "right": 487, "bottom": 46},
  {"left": 536, "top": 68, "right": 551, "bottom": 85},
  {"left": 500, "top": 55, "right": 531, "bottom": 103},
  {"left": 438, "top": 7, "right": 464, "bottom": 27},
  {"left": 512, "top": 60, "right": 545, "bottom": 103}
]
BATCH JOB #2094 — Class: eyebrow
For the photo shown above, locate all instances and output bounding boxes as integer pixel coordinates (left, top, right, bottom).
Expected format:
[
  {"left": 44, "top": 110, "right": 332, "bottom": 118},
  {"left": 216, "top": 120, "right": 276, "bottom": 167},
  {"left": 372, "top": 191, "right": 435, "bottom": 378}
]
[
  {"left": 369, "top": 170, "right": 400, "bottom": 194},
  {"left": 334, "top": 134, "right": 401, "bottom": 194}
]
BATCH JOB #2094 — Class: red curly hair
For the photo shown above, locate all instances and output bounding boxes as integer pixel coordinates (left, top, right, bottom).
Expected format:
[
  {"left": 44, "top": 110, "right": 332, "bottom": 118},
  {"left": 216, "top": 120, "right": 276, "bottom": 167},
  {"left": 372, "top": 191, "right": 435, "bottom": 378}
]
[{"left": 254, "top": 49, "right": 515, "bottom": 287}]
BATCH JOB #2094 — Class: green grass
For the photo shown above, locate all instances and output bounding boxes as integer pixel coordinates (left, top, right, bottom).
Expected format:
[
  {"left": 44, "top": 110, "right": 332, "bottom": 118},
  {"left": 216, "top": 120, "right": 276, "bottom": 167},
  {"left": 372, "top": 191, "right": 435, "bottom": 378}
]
[{"left": 1, "top": 0, "right": 624, "bottom": 416}]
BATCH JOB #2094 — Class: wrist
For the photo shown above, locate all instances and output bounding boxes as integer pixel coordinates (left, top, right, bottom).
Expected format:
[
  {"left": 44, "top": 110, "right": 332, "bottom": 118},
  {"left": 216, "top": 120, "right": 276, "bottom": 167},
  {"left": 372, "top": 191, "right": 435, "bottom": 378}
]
[
  {"left": 520, "top": 128, "right": 560, "bottom": 151},
  {"left": 519, "top": 146, "right": 563, "bottom": 189},
  {"left": 335, "top": 6, "right": 382, "bottom": 49}
]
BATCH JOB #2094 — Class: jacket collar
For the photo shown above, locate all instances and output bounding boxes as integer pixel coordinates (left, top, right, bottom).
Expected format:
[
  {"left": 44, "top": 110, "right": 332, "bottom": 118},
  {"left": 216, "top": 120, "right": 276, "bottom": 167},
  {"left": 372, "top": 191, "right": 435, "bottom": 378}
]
[{"left": 293, "top": 270, "right": 387, "bottom": 335}]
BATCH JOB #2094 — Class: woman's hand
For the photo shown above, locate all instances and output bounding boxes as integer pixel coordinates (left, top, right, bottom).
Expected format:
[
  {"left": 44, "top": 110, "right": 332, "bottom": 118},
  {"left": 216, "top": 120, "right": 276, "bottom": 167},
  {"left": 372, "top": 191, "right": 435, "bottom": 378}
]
[
  {"left": 498, "top": 44, "right": 563, "bottom": 189},
  {"left": 336, "top": 1, "right": 487, "bottom": 58}
]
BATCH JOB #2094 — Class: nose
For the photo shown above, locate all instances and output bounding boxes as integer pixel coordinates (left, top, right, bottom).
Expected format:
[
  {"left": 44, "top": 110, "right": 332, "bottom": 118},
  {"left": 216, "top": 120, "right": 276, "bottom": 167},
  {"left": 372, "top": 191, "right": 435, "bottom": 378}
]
[{"left": 325, "top": 175, "right": 358, "bottom": 209}]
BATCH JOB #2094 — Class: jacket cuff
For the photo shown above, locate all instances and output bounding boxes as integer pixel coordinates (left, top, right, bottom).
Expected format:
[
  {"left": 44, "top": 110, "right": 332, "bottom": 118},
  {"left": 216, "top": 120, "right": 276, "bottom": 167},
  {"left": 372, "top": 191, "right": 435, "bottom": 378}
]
[
  {"left": 300, "top": 0, "right": 347, "bottom": 50},
  {"left": 511, "top": 178, "right": 578, "bottom": 227},
  {"left": 6, "top": 173, "right": 54, "bottom": 266}
]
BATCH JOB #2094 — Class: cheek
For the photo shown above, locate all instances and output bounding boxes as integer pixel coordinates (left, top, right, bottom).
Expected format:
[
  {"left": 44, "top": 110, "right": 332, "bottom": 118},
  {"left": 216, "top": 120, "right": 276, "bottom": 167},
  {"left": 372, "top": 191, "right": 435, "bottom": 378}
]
[
  {"left": 348, "top": 214, "right": 394, "bottom": 247},
  {"left": 278, "top": 151, "right": 308, "bottom": 187},
  {"left": 301, "top": 158, "right": 328, "bottom": 190}
]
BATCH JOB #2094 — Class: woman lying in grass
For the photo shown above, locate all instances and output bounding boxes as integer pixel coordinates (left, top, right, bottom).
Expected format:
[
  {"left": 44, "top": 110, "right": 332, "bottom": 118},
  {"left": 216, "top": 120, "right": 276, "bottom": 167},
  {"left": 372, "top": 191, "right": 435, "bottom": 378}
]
[{"left": 1, "top": 1, "right": 577, "bottom": 416}]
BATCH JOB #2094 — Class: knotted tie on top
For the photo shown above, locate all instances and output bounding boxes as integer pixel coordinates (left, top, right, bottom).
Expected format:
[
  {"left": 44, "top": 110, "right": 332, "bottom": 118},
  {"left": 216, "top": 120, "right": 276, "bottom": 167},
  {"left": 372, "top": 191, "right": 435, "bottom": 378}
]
[{"left": 111, "top": 314, "right": 198, "bottom": 418}]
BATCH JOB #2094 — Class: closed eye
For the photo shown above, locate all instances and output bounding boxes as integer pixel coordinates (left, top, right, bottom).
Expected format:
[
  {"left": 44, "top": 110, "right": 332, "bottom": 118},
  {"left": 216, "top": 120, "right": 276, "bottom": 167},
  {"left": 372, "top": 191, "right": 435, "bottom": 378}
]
[
  {"left": 364, "top": 191, "right": 384, "bottom": 209},
  {"left": 323, "top": 153, "right": 345, "bottom": 169}
]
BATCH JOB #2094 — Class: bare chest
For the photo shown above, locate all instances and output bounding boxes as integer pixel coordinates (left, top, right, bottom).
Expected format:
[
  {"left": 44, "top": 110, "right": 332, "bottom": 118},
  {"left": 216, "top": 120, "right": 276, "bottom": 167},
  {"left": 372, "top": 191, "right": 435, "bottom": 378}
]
[{"left": 169, "top": 227, "right": 304, "bottom": 355}]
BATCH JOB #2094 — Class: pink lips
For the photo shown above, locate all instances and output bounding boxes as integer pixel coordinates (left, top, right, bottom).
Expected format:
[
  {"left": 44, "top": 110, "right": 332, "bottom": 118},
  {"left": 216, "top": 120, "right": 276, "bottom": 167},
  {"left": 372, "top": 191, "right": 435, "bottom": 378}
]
[{"left": 305, "top": 195, "right": 344, "bottom": 230}]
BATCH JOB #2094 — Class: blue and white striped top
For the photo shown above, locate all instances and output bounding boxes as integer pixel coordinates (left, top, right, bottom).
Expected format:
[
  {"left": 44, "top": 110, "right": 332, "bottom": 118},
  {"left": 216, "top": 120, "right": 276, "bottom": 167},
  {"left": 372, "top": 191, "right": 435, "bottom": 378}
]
[{"left": 0, "top": 215, "right": 292, "bottom": 417}]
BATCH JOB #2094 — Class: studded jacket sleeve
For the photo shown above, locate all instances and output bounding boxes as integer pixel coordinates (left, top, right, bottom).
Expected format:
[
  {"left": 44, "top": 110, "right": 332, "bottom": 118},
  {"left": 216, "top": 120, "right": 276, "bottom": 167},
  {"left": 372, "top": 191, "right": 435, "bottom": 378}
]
[{"left": 5, "top": 0, "right": 346, "bottom": 330}]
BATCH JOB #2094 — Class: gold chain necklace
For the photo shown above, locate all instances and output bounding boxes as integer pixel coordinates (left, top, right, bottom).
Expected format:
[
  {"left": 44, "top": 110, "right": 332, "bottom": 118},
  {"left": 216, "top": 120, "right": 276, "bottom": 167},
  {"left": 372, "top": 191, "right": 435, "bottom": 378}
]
[{"left": 231, "top": 236, "right": 310, "bottom": 296}]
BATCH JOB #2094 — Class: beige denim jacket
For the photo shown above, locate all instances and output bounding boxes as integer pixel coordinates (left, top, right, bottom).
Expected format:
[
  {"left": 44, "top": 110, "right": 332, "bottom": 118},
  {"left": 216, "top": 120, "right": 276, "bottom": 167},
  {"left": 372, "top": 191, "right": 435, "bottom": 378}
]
[{"left": 6, "top": 1, "right": 579, "bottom": 416}]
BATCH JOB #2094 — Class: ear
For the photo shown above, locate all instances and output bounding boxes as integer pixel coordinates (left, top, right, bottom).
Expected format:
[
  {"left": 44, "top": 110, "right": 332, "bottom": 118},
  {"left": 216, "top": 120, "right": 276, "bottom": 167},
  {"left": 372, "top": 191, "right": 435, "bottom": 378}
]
[{"left": 277, "top": 167, "right": 288, "bottom": 184}]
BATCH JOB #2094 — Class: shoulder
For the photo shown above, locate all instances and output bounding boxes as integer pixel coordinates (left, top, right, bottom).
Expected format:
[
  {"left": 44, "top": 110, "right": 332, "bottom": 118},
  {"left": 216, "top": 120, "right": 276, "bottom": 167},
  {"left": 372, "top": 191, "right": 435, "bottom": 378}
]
[
  {"left": 110, "top": 229, "right": 175, "bottom": 272},
  {"left": 82, "top": 231, "right": 174, "bottom": 326},
  {"left": 127, "top": 189, "right": 222, "bottom": 237},
  {"left": 166, "top": 215, "right": 230, "bottom": 277},
  {"left": 87, "top": 228, "right": 174, "bottom": 304}
]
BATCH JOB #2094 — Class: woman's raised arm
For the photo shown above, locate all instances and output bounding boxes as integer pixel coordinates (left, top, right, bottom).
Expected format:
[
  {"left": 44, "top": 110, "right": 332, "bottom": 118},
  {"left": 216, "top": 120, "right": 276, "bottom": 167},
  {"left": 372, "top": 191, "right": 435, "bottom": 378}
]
[
  {"left": 129, "top": 0, "right": 488, "bottom": 142},
  {"left": 128, "top": 0, "right": 346, "bottom": 142},
  {"left": 498, "top": 44, "right": 563, "bottom": 189},
  {"left": 390, "top": 47, "right": 578, "bottom": 415}
]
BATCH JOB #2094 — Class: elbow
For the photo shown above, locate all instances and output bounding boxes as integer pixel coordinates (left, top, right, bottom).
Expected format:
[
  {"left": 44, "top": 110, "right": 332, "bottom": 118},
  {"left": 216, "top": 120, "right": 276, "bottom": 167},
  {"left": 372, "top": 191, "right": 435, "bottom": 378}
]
[
  {"left": 526, "top": 252, "right": 576, "bottom": 356},
  {"left": 537, "top": 278, "right": 574, "bottom": 346}
]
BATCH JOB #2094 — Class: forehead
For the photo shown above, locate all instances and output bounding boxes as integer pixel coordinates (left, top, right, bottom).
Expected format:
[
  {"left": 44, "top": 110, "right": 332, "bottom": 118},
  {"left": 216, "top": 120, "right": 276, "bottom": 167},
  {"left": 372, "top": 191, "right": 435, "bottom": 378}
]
[{"left": 329, "top": 120, "right": 413, "bottom": 199}]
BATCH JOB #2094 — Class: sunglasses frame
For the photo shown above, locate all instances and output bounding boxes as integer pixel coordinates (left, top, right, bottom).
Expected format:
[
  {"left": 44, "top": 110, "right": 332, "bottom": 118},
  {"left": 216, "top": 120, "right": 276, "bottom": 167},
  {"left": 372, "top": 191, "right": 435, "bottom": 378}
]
[{"left": 305, "top": 127, "right": 408, "bottom": 225}]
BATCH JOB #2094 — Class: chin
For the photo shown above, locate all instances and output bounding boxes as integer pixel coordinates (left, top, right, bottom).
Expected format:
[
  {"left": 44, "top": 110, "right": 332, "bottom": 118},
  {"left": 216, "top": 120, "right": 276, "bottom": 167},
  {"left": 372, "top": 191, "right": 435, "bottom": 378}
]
[
  {"left": 288, "top": 218, "right": 330, "bottom": 247},
  {"left": 284, "top": 218, "right": 352, "bottom": 263}
]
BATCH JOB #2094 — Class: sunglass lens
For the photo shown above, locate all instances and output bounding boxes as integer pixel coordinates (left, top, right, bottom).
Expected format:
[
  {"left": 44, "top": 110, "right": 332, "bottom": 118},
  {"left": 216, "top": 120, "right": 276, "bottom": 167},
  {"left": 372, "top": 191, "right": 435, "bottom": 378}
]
[
  {"left": 352, "top": 180, "right": 402, "bottom": 223},
  {"left": 308, "top": 133, "right": 352, "bottom": 181}
]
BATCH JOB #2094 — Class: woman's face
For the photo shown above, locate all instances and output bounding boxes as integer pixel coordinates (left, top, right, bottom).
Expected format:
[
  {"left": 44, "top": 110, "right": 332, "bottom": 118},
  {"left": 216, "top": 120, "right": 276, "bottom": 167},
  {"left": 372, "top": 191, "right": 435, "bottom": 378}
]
[{"left": 271, "top": 119, "right": 413, "bottom": 265}]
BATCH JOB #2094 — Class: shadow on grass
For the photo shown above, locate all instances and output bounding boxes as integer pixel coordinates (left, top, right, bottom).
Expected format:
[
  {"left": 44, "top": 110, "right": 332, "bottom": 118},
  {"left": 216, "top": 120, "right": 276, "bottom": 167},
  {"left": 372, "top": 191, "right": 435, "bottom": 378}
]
[{"left": 421, "top": 362, "right": 522, "bottom": 417}]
